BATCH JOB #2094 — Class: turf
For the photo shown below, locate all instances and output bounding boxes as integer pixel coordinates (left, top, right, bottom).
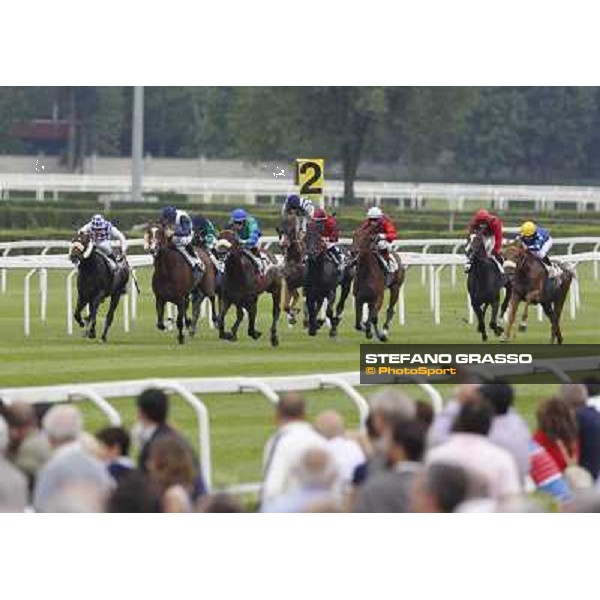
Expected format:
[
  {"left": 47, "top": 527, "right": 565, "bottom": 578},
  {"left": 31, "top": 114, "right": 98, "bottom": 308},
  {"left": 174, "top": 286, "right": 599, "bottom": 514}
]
[{"left": 1, "top": 262, "right": 599, "bottom": 486}]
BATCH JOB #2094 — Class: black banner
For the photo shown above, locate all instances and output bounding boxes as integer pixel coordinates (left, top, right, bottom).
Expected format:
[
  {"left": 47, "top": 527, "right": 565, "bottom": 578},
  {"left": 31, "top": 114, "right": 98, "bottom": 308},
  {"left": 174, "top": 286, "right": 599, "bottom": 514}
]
[{"left": 360, "top": 344, "right": 600, "bottom": 384}]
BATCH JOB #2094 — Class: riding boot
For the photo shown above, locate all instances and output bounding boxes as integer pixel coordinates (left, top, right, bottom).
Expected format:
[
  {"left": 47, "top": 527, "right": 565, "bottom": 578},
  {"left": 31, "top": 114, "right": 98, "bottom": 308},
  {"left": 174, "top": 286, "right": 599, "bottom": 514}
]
[{"left": 249, "top": 247, "right": 265, "bottom": 275}]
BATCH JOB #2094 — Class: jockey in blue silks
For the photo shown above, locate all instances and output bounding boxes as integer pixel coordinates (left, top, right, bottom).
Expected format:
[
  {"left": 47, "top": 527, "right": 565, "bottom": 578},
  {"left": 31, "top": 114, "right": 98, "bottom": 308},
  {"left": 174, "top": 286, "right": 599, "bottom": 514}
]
[
  {"left": 161, "top": 206, "right": 202, "bottom": 276},
  {"left": 282, "top": 194, "right": 315, "bottom": 234},
  {"left": 519, "top": 221, "right": 553, "bottom": 266}
]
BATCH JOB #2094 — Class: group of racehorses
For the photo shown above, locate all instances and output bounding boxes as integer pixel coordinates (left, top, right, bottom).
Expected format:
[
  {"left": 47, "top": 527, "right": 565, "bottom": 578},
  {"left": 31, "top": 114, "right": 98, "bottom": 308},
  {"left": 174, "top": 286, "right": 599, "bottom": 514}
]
[
  {"left": 68, "top": 215, "right": 405, "bottom": 346},
  {"left": 465, "top": 229, "right": 574, "bottom": 345},
  {"left": 68, "top": 219, "right": 572, "bottom": 346}
]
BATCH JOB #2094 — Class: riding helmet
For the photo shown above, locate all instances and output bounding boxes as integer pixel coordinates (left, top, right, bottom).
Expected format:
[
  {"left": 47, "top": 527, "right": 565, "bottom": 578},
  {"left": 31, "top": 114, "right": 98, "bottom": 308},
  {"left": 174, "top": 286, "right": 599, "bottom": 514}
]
[
  {"left": 192, "top": 215, "right": 207, "bottom": 230},
  {"left": 313, "top": 208, "right": 327, "bottom": 220},
  {"left": 231, "top": 208, "right": 248, "bottom": 223},
  {"left": 91, "top": 214, "right": 106, "bottom": 229},
  {"left": 520, "top": 221, "right": 537, "bottom": 238},
  {"left": 162, "top": 206, "right": 177, "bottom": 222},
  {"left": 367, "top": 206, "right": 383, "bottom": 219},
  {"left": 286, "top": 194, "right": 301, "bottom": 210}
]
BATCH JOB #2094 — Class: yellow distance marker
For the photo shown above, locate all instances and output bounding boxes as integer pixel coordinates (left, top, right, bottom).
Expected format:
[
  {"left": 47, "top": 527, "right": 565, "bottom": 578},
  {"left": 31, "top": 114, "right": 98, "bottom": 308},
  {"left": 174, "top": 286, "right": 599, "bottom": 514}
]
[{"left": 295, "top": 158, "right": 324, "bottom": 201}]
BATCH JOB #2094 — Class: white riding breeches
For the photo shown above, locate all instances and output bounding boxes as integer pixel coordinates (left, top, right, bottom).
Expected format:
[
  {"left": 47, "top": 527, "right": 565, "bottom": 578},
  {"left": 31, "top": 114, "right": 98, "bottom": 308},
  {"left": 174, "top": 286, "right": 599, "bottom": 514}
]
[
  {"left": 534, "top": 238, "right": 553, "bottom": 259},
  {"left": 95, "top": 240, "right": 113, "bottom": 256},
  {"left": 173, "top": 234, "right": 193, "bottom": 247}
]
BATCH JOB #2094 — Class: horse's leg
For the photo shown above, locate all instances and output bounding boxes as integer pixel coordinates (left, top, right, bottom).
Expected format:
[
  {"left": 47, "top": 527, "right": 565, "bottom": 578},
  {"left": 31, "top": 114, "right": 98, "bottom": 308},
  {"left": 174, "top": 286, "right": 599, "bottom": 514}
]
[
  {"left": 74, "top": 296, "right": 86, "bottom": 329},
  {"left": 355, "top": 298, "right": 364, "bottom": 332},
  {"left": 316, "top": 297, "right": 327, "bottom": 330},
  {"left": 184, "top": 294, "right": 192, "bottom": 329},
  {"left": 335, "top": 276, "right": 352, "bottom": 321},
  {"left": 326, "top": 290, "right": 339, "bottom": 338},
  {"left": 519, "top": 302, "right": 530, "bottom": 332},
  {"left": 289, "top": 288, "right": 300, "bottom": 325},
  {"left": 383, "top": 281, "right": 400, "bottom": 338},
  {"left": 230, "top": 305, "right": 244, "bottom": 341},
  {"left": 307, "top": 294, "right": 318, "bottom": 337},
  {"left": 209, "top": 294, "right": 220, "bottom": 328},
  {"left": 489, "top": 299, "right": 504, "bottom": 336},
  {"left": 540, "top": 300, "right": 558, "bottom": 344},
  {"left": 247, "top": 301, "right": 262, "bottom": 340},
  {"left": 100, "top": 293, "right": 121, "bottom": 343},
  {"left": 175, "top": 301, "right": 186, "bottom": 344},
  {"left": 270, "top": 287, "right": 281, "bottom": 347},
  {"left": 87, "top": 292, "right": 103, "bottom": 339},
  {"left": 472, "top": 300, "right": 487, "bottom": 342},
  {"left": 500, "top": 281, "right": 512, "bottom": 319},
  {"left": 218, "top": 297, "right": 233, "bottom": 340},
  {"left": 189, "top": 289, "right": 203, "bottom": 337},
  {"left": 552, "top": 282, "right": 570, "bottom": 345},
  {"left": 372, "top": 293, "right": 387, "bottom": 342},
  {"left": 501, "top": 298, "right": 519, "bottom": 342},
  {"left": 156, "top": 297, "right": 166, "bottom": 331}
]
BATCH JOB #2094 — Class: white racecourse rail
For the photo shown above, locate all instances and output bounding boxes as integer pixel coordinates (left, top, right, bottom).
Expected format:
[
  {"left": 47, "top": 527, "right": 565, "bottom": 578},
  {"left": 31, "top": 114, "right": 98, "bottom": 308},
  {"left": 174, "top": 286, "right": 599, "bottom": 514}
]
[
  {"left": 0, "top": 360, "right": 595, "bottom": 494},
  {"left": 3, "top": 174, "right": 600, "bottom": 212},
  {"left": 0, "top": 237, "right": 597, "bottom": 336}
]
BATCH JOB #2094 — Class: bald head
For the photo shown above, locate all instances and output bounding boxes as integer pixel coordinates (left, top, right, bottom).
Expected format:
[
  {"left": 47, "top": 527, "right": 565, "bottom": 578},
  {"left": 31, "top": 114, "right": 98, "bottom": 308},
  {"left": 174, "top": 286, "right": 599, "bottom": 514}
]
[
  {"left": 293, "top": 447, "right": 338, "bottom": 490},
  {"left": 276, "top": 393, "right": 306, "bottom": 422},
  {"left": 43, "top": 405, "right": 82, "bottom": 447},
  {"left": 314, "top": 410, "right": 344, "bottom": 439}
]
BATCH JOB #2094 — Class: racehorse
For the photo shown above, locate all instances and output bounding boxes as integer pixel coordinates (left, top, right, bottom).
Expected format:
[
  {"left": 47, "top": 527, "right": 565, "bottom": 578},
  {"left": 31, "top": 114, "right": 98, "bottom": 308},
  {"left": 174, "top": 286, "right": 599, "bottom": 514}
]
[
  {"left": 277, "top": 213, "right": 306, "bottom": 325},
  {"left": 69, "top": 231, "right": 129, "bottom": 342},
  {"left": 501, "top": 244, "right": 573, "bottom": 345},
  {"left": 144, "top": 223, "right": 204, "bottom": 344},
  {"left": 303, "top": 221, "right": 351, "bottom": 337},
  {"left": 214, "top": 230, "right": 282, "bottom": 347},
  {"left": 352, "top": 222, "right": 404, "bottom": 342},
  {"left": 464, "top": 230, "right": 508, "bottom": 341}
]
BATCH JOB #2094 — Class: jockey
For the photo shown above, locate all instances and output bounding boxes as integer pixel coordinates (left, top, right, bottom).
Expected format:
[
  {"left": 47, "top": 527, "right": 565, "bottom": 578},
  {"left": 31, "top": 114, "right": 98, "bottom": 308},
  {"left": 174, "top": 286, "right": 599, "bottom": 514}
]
[
  {"left": 78, "top": 214, "right": 127, "bottom": 272},
  {"left": 161, "top": 206, "right": 202, "bottom": 276},
  {"left": 312, "top": 207, "right": 344, "bottom": 274},
  {"left": 229, "top": 208, "right": 266, "bottom": 274},
  {"left": 191, "top": 214, "right": 218, "bottom": 251},
  {"left": 519, "top": 221, "right": 554, "bottom": 267},
  {"left": 466, "top": 208, "right": 504, "bottom": 274},
  {"left": 363, "top": 206, "right": 399, "bottom": 275},
  {"left": 282, "top": 194, "right": 315, "bottom": 234}
]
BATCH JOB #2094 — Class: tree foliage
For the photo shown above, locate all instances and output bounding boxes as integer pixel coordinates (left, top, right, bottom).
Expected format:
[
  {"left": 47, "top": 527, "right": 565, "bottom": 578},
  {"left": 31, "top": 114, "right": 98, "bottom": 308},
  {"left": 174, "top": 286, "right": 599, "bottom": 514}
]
[{"left": 2, "top": 86, "right": 600, "bottom": 191}]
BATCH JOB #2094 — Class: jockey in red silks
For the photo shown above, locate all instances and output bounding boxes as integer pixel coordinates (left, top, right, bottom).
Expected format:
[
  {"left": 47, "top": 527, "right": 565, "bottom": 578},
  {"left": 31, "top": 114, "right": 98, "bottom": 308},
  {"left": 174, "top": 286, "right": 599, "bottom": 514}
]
[
  {"left": 361, "top": 206, "right": 399, "bottom": 275},
  {"left": 312, "top": 208, "right": 344, "bottom": 275},
  {"left": 466, "top": 208, "right": 504, "bottom": 274}
]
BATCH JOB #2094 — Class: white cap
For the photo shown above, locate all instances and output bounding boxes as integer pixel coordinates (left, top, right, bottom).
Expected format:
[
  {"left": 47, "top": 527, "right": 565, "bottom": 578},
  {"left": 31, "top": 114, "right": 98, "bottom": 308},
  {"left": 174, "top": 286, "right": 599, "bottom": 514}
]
[{"left": 367, "top": 206, "right": 383, "bottom": 219}]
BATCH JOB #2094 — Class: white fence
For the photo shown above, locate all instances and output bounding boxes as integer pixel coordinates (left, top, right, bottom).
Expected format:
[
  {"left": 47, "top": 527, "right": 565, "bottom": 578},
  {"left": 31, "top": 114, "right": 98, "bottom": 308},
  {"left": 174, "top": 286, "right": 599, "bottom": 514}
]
[
  {"left": 3, "top": 174, "right": 600, "bottom": 211},
  {"left": 1, "top": 233, "right": 598, "bottom": 336}
]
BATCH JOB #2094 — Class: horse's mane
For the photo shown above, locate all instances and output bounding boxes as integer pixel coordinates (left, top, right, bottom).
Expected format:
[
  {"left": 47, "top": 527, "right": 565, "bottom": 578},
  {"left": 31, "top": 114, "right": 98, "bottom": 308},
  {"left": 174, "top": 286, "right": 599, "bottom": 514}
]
[{"left": 353, "top": 221, "right": 378, "bottom": 253}]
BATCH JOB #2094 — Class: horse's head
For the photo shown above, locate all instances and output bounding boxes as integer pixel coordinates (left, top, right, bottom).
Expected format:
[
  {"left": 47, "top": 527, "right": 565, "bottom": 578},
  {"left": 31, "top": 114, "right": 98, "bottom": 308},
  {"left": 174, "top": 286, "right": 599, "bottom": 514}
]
[
  {"left": 305, "top": 221, "right": 326, "bottom": 259},
  {"left": 143, "top": 222, "right": 169, "bottom": 256},
  {"left": 214, "top": 229, "right": 240, "bottom": 261},
  {"left": 69, "top": 231, "right": 94, "bottom": 265},
  {"left": 353, "top": 221, "right": 378, "bottom": 255},
  {"left": 277, "top": 214, "right": 301, "bottom": 250},
  {"left": 502, "top": 242, "right": 524, "bottom": 275},
  {"left": 465, "top": 230, "right": 489, "bottom": 263}
]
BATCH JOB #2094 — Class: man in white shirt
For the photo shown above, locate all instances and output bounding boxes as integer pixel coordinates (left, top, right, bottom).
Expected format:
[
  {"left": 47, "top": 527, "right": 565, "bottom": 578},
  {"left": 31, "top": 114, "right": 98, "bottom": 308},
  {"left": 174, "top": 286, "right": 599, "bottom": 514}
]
[
  {"left": 314, "top": 410, "right": 365, "bottom": 485},
  {"left": 261, "top": 393, "right": 328, "bottom": 508},
  {"left": 426, "top": 399, "right": 521, "bottom": 501}
]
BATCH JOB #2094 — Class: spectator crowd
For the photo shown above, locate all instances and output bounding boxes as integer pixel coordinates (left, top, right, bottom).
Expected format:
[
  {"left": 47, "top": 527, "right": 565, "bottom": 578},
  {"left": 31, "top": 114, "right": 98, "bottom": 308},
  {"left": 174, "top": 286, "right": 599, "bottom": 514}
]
[{"left": 2, "top": 378, "right": 600, "bottom": 512}]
